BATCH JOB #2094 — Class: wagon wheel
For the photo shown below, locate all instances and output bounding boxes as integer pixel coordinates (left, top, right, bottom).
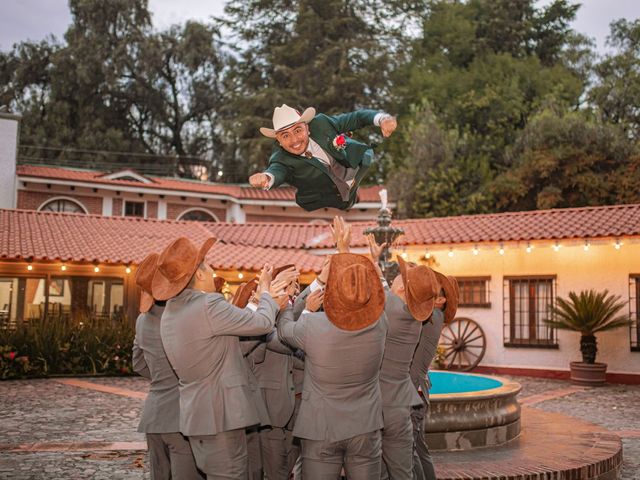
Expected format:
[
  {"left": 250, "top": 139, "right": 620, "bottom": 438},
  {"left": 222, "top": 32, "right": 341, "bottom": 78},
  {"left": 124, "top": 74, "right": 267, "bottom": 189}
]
[{"left": 439, "top": 317, "right": 486, "bottom": 371}]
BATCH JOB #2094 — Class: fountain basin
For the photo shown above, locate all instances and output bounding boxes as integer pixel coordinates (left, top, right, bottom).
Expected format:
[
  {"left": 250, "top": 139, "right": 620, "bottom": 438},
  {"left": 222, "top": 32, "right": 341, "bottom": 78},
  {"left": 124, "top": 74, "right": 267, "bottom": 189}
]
[{"left": 424, "top": 371, "right": 522, "bottom": 451}]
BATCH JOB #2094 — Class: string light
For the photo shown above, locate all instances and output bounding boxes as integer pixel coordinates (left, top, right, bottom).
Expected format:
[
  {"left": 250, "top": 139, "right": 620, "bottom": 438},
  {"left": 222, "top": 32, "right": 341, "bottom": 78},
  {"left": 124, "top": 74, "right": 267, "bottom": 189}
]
[
  {"left": 213, "top": 272, "right": 217, "bottom": 278},
  {"left": 553, "top": 241, "right": 561, "bottom": 252},
  {"left": 401, "top": 252, "right": 408, "bottom": 260},
  {"left": 526, "top": 242, "right": 532, "bottom": 253},
  {"left": 238, "top": 273, "right": 244, "bottom": 279},
  {"left": 448, "top": 248, "right": 454, "bottom": 258},
  {"left": 472, "top": 245, "right": 479, "bottom": 256},
  {"left": 615, "top": 239, "right": 622, "bottom": 250},
  {"left": 424, "top": 249, "right": 431, "bottom": 260},
  {"left": 499, "top": 243, "right": 505, "bottom": 255},
  {"left": 125, "top": 266, "right": 131, "bottom": 274},
  {"left": 27, "top": 264, "right": 33, "bottom": 271},
  {"left": 94, "top": 266, "right": 100, "bottom": 273},
  {"left": 583, "top": 239, "right": 590, "bottom": 252},
  {"left": 61, "top": 264, "right": 67, "bottom": 271}
]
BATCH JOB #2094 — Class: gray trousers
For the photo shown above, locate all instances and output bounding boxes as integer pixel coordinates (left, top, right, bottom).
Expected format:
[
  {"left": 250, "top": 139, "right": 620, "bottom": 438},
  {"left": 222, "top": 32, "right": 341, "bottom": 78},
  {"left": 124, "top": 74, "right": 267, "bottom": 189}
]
[
  {"left": 381, "top": 406, "right": 414, "bottom": 480},
  {"left": 146, "top": 432, "right": 203, "bottom": 480},
  {"left": 247, "top": 427, "right": 263, "bottom": 480},
  {"left": 259, "top": 426, "right": 300, "bottom": 479},
  {"left": 301, "top": 430, "right": 382, "bottom": 480},
  {"left": 189, "top": 429, "right": 248, "bottom": 480},
  {"left": 411, "top": 404, "right": 436, "bottom": 480}
]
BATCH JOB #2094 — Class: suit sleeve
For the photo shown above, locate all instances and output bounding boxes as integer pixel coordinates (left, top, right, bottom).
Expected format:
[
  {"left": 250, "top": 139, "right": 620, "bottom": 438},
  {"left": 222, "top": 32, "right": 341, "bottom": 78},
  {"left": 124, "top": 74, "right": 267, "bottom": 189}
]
[
  {"left": 264, "top": 159, "right": 290, "bottom": 189},
  {"left": 266, "top": 308, "right": 297, "bottom": 354},
  {"left": 205, "top": 292, "right": 278, "bottom": 336},
  {"left": 277, "top": 310, "right": 308, "bottom": 351},
  {"left": 293, "top": 286, "right": 311, "bottom": 320},
  {"left": 329, "top": 109, "right": 379, "bottom": 133},
  {"left": 132, "top": 336, "right": 151, "bottom": 379}
]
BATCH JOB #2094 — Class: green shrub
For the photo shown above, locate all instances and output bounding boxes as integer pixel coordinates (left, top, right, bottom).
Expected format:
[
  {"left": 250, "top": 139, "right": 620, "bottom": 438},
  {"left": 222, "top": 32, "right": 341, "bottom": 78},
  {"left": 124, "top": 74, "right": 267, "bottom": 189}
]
[{"left": 0, "top": 314, "right": 135, "bottom": 379}]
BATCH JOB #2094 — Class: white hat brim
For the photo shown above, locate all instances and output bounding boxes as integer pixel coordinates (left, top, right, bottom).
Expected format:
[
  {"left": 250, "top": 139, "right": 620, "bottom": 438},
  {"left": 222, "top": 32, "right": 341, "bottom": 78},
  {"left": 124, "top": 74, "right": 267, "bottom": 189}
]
[{"left": 259, "top": 107, "right": 316, "bottom": 138}]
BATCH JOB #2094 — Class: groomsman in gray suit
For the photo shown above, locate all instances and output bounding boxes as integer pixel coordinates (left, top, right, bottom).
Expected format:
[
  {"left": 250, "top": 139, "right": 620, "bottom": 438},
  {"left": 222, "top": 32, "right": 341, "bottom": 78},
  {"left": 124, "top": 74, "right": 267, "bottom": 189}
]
[
  {"left": 409, "top": 272, "right": 458, "bottom": 480},
  {"left": 152, "top": 236, "right": 289, "bottom": 479},
  {"left": 278, "top": 252, "right": 387, "bottom": 479},
  {"left": 132, "top": 252, "right": 203, "bottom": 480},
  {"left": 370, "top": 240, "right": 440, "bottom": 480}
]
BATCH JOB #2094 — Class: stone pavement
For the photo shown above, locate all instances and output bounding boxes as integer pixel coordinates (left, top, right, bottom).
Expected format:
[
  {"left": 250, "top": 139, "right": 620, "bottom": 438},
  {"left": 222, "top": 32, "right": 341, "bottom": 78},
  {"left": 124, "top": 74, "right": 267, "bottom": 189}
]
[{"left": 0, "top": 375, "right": 638, "bottom": 479}]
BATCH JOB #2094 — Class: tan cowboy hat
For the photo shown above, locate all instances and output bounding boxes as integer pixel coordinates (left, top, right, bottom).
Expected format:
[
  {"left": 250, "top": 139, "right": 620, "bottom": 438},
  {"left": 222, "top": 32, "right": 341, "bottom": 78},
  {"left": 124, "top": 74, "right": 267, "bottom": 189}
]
[
  {"left": 152, "top": 236, "right": 216, "bottom": 301},
  {"left": 135, "top": 252, "right": 159, "bottom": 313},
  {"left": 398, "top": 257, "right": 439, "bottom": 322},
  {"left": 259, "top": 104, "right": 316, "bottom": 138},
  {"left": 231, "top": 278, "right": 259, "bottom": 308},
  {"left": 433, "top": 271, "right": 459, "bottom": 324},
  {"left": 323, "top": 253, "right": 385, "bottom": 331}
]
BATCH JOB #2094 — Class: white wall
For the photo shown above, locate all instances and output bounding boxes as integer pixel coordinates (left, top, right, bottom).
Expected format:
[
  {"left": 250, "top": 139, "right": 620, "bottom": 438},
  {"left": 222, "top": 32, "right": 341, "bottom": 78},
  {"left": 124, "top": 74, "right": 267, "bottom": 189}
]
[
  {"left": 404, "top": 238, "right": 640, "bottom": 375},
  {"left": 0, "top": 113, "right": 20, "bottom": 209}
]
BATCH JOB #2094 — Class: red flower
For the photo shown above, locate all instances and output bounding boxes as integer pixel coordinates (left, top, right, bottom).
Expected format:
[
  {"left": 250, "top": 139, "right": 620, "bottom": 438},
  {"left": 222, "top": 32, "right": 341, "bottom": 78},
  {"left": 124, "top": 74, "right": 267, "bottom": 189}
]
[
  {"left": 332, "top": 134, "right": 347, "bottom": 150},
  {"left": 8, "top": 351, "right": 16, "bottom": 361}
]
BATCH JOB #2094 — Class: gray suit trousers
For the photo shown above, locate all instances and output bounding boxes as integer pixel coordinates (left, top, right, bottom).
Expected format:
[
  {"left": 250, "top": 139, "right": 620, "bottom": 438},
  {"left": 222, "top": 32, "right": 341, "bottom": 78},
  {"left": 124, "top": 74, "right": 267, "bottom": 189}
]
[
  {"left": 381, "top": 406, "right": 414, "bottom": 480},
  {"left": 189, "top": 429, "right": 248, "bottom": 480},
  {"left": 301, "top": 430, "right": 382, "bottom": 480},
  {"left": 259, "top": 426, "right": 299, "bottom": 480},
  {"left": 411, "top": 404, "right": 436, "bottom": 480},
  {"left": 146, "top": 432, "right": 203, "bottom": 480},
  {"left": 246, "top": 427, "right": 263, "bottom": 480}
]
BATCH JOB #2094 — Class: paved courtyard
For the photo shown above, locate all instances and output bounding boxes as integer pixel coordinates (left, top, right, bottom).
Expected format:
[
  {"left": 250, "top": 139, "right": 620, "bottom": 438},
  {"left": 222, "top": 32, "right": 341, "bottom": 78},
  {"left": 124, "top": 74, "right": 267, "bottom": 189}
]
[{"left": 0, "top": 375, "right": 638, "bottom": 479}]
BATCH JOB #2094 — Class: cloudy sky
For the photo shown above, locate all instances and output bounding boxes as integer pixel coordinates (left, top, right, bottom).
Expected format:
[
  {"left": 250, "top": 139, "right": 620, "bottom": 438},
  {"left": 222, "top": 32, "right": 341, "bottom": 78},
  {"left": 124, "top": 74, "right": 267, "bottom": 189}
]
[{"left": 1, "top": 0, "right": 638, "bottom": 54}]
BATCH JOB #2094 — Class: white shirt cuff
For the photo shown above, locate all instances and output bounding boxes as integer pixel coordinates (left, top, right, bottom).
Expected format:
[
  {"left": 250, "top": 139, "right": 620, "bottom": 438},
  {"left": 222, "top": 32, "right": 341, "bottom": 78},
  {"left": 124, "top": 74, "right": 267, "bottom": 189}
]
[
  {"left": 302, "top": 309, "right": 311, "bottom": 315},
  {"left": 246, "top": 303, "right": 258, "bottom": 312},
  {"left": 309, "top": 279, "right": 324, "bottom": 292},
  {"left": 263, "top": 172, "right": 275, "bottom": 190},
  {"left": 373, "top": 112, "right": 391, "bottom": 127}
]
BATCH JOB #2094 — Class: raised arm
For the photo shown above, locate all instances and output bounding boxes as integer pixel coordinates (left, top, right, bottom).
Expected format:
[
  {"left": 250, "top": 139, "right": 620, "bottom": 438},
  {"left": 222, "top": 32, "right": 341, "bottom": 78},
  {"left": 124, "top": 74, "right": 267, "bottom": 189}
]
[{"left": 205, "top": 292, "right": 279, "bottom": 337}]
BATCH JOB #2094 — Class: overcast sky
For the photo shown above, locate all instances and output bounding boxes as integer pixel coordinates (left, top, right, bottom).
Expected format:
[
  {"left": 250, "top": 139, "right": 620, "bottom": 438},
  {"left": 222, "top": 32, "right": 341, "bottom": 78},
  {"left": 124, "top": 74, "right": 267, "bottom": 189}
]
[{"left": 1, "top": 0, "right": 638, "bottom": 54}]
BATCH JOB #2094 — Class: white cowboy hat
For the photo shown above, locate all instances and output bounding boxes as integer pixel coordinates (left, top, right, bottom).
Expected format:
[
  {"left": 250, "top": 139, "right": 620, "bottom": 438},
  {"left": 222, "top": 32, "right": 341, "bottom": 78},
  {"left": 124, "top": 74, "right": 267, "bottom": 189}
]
[{"left": 259, "top": 104, "right": 316, "bottom": 138}]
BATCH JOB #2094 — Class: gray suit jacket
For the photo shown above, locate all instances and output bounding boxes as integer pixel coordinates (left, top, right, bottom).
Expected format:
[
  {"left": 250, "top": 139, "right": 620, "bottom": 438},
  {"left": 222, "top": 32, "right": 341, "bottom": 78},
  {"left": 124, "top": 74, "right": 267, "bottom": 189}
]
[
  {"left": 278, "top": 310, "right": 387, "bottom": 442},
  {"left": 409, "top": 308, "right": 445, "bottom": 402},
  {"left": 254, "top": 308, "right": 297, "bottom": 428},
  {"left": 160, "top": 288, "right": 279, "bottom": 436},
  {"left": 132, "top": 304, "right": 181, "bottom": 433},
  {"left": 380, "top": 292, "right": 423, "bottom": 408},
  {"left": 241, "top": 338, "right": 271, "bottom": 427}
]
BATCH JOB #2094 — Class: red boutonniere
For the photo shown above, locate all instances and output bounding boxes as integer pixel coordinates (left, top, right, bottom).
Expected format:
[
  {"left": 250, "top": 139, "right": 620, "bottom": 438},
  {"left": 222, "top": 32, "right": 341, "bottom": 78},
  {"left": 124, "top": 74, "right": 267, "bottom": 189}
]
[{"left": 332, "top": 134, "right": 347, "bottom": 150}]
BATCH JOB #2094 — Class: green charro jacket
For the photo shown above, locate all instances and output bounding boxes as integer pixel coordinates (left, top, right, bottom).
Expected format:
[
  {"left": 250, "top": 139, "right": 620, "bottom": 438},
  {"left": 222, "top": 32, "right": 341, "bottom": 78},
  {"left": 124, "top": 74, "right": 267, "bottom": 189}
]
[{"left": 264, "top": 109, "right": 380, "bottom": 211}]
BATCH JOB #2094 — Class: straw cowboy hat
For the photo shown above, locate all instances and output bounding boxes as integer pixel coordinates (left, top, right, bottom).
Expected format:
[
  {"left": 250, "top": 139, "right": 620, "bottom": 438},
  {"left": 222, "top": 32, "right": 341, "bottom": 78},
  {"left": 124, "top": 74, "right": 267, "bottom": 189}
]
[
  {"left": 259, "top": 104, "right": 316, "bottom": 138},
  {"left": 323, "top": 253, "right": 385, "bottom": 331},
  {"left": 231, "top": 278, "right": 259, "bottom": 309},
  {"left": 435, "top": 273, "right": 460, "bottom": 324},
  {"left": 135, "top": 252, "right": 159, "bottom": 313},
  {"left": 152, "top": 236, "right": 216, "bottom": 301},
  {"left": 398, "top": 257, "right": 440, "bottom": 322}
]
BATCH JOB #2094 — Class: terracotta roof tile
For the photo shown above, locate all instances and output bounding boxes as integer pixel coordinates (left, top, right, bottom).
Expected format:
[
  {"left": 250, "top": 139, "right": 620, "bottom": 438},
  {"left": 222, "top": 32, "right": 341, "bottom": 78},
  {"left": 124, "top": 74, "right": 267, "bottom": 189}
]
[{"left": 1, "top": 203, "right": 639, "bottom": 273}]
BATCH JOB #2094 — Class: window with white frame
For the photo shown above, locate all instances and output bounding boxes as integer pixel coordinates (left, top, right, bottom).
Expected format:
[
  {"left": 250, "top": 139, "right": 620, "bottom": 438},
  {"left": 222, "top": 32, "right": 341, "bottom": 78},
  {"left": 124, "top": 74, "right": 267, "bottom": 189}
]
[{"left": 39, "top": 198, "right": 86, "bottom": 214}]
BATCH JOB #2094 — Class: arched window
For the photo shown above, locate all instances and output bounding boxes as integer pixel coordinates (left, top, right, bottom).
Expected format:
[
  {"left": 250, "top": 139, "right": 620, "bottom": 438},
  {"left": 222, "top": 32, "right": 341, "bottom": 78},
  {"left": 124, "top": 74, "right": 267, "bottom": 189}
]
[
  {"left": 178, "top": 209, "right": 218, "bottom": 222},
  {"left": 38, "top": 198, "right": 87, "bottom": 214}
]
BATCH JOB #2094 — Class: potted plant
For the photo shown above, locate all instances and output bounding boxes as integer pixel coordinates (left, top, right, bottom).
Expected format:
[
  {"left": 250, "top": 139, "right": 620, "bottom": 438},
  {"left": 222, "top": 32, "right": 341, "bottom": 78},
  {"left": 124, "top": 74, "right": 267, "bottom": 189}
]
[{"left": 544, "top": 289, "right": 631, "bottom": 386}]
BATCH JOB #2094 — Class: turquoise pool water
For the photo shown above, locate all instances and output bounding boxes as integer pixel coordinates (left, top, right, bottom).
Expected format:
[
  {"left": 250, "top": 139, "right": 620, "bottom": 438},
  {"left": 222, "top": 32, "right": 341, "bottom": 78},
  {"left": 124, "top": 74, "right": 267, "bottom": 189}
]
[{"left": 428, "top": 371, "right": 503, "bottom": 394}]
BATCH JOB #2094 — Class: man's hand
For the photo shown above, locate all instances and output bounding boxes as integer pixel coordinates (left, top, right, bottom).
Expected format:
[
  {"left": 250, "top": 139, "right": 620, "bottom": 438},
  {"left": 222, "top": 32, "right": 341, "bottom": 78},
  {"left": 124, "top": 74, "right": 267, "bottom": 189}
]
[
  {"left": 249, "top": 173, "right": 270, "bottom": 189},
  {"left": 435, "top": 296, "right": 447, "bottom": 309},
  {"left": 317, "top": 256, "right": 331, "bottom": 286},
  {"left": 366, "top": 233, "right": 387, "bottom": 262},
  {"left": 256, "top": 264, "right": 273, "bottom": 296},
  {"left": 380, "top": 116, "right": 397, "bottom": 138},
  {"left": 331, "top": 216, "right": 351, "bottom": 253},
  {"left": 269, "top": 279, "right": 290, "bottom": 298},
  {"left": 305, "top": 289, "right": 324, "bottom": 312}
]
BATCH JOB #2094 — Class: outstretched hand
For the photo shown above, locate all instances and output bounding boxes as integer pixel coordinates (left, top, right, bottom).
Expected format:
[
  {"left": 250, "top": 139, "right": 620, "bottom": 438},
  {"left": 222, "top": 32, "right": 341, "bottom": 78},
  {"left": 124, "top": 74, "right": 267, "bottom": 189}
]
[
  {"left": 380, "top": 116, "right": 397, "bottom": 138},
  {"left": 249, "top": 173, "right": 270, "bottom": 189},
  {"left": 331, "top": 216, "right": 351, "bottom": 253},
  {"left": 366, "top": 234, "right": 387, "bottom": 262}
]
